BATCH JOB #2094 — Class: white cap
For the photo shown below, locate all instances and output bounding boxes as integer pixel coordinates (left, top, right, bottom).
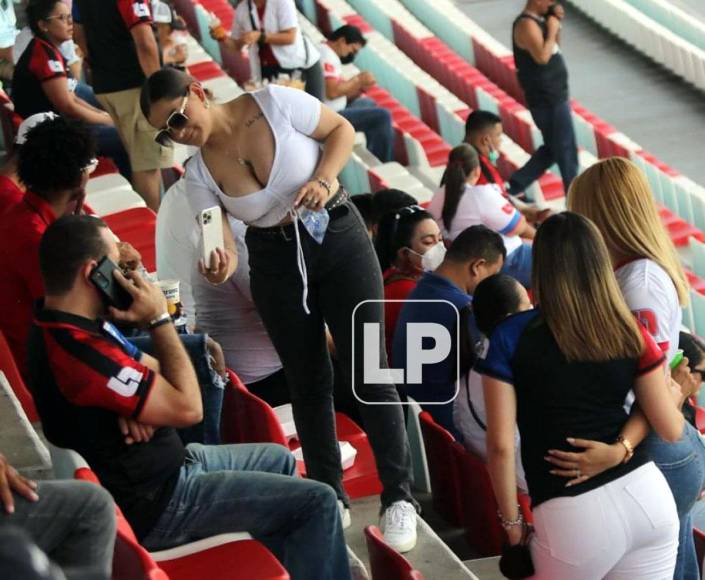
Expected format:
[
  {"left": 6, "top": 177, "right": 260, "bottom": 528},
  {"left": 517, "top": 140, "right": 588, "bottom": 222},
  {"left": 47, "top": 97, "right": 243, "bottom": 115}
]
[
  {"left": 152, "top": 1, "right": 173, "bottom": 24},
  {"left": 15, "top": 112, "right": 59, "bottom": 145}
]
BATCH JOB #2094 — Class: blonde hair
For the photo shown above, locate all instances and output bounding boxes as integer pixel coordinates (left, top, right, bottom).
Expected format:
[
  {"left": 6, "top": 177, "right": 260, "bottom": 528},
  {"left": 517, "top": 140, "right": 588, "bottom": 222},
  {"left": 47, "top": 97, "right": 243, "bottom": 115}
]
[
  {"left": 533, "top": 212, "right": 644, "bottom": 362},
  {"left": 568, "top": 157, "right": 688, "bottom": 306}
]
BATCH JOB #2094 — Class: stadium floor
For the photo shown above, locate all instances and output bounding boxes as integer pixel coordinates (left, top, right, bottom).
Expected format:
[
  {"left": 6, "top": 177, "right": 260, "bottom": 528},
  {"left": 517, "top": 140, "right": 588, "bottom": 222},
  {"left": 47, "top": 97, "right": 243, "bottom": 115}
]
[{"left": 453, "top": 0, "right": 705, "bottom": 186}]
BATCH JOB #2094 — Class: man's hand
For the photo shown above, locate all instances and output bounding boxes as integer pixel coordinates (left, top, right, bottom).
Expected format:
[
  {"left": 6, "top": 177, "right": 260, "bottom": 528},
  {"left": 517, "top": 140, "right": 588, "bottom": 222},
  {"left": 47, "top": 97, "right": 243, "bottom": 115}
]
[
  {"left": 550, "top": 4, "right": 565, "bottom": 20},
  {"left": 206, "top": 336, "right": 227, "bottom": 379},
  {"left": 241, "top": 31, "right": 262, "bottom": 46},
  {"left": 546, "top": 14, "right": 561, "bottom": 35},
  {"left": 359, "top": 71, "right": 375, "bottom": 88},
  {"left": 0, "top": 454, "right": 38, "bottom": 514},
  {"left": 672, "top": 358, "right": 699, "bottom": 403},
  {"left": 117, "top": 242, "right": 142, "bottom": 272},
  {"left": 118, "top": 417, "right": 155, "bottom": 445},
  {"left": 545, "top": 437, "right": 626, "bottom": 487},
  {"left": 109, "top": 269, "right": 168, "bottom": 327}
]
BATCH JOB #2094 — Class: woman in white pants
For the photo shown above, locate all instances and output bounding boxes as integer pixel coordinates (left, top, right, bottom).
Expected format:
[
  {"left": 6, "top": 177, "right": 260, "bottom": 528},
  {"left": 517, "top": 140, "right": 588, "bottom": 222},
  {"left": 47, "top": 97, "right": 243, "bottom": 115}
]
[{"left": 476, "top": 212, "right": 681, "bottom": 579}]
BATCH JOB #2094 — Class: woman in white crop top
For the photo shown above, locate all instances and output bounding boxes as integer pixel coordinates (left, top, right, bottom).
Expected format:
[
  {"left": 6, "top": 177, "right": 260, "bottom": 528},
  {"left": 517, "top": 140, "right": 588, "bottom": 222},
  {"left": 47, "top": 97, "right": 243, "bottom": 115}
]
[
  {"left": 563, "top": 157, "right": 705, "bottom": 580},
  {"left": 140, "top": 68, "right": 418, "bottom": 552}
]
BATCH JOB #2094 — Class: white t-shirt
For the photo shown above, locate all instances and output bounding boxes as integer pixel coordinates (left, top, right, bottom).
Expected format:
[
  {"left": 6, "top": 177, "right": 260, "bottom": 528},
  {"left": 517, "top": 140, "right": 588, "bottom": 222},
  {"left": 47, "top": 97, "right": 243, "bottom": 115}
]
[
  {"left": 428, "top": 183, "right": 523, "bottom": 254},
  {"left": 232, "top": 0, "right": 318, "bottom": 79},
  {"left": 186, "top": 85, "right": 322, "bottom": 227},
  {"left": 155, "top": 178, "right": 283, "bottom": 384},
  {"left": 319, "top": 42, "right": 346, "bottom": 112},
  {"left": 616, "top": 258, "right": 681, "bottom": 361}
]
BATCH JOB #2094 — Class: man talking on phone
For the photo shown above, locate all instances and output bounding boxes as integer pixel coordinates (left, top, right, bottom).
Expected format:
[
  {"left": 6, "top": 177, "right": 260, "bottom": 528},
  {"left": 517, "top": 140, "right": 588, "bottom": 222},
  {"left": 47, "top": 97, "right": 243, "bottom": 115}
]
[
  {"left": 507, "top": 1, "right": 578, "bottom": 200},
  {"left": 27, "top": 214, "right": 353, "bottom": 580}
]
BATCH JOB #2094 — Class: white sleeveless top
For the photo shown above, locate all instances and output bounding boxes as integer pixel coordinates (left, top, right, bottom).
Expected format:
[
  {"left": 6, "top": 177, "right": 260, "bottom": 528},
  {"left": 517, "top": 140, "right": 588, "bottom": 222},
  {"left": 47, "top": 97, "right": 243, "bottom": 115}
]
[{"left": 184, "top": 84, "right": 322, "bottom": 227}]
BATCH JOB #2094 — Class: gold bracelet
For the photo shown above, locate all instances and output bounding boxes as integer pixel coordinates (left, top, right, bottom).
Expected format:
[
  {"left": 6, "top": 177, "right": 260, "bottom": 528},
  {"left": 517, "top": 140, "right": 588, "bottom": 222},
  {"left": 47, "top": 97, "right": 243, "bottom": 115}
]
[{"left": 616, "top": 435, "right": 635, "bottom": 464}]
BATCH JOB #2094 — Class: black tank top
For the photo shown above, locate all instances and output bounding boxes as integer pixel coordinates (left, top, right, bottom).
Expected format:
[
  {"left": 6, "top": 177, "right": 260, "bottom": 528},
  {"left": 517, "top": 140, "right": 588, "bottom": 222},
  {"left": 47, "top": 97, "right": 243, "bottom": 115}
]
[{"left": 512, "top": 13, "right": 569, "bottom": 109}]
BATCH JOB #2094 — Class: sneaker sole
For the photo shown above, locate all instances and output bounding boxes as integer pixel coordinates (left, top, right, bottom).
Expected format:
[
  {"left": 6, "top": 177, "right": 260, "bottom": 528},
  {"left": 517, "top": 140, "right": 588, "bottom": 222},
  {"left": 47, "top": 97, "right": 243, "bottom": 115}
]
[{"left": 385, "top": 533, "right": 417, "bottom": 553}]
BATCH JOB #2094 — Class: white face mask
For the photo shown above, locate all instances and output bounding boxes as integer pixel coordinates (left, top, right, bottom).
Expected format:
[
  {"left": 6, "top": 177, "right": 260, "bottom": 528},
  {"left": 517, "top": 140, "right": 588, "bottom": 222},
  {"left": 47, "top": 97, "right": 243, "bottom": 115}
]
[{"left": 420, "top": 242, "right": 446, "bottom": 272}]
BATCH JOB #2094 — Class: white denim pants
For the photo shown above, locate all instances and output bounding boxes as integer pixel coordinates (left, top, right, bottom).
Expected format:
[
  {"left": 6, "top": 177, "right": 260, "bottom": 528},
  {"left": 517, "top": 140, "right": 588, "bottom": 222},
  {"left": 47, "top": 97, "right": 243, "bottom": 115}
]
[{"left": 531, "top": 462, "right": 679, "bottom": 579}]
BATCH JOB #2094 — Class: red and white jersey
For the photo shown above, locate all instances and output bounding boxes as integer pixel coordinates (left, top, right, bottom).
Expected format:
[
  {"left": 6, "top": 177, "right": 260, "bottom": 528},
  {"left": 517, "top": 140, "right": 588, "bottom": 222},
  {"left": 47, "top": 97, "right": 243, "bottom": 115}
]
[
  {"left": 616, "top": 258, "right": 681, "bottom": 361},
  {"left": 428, "top": 183, "right": 523, "bottom": 254},
  {"left": 319, "top": 42, "right": 347, "bottom": 112}
]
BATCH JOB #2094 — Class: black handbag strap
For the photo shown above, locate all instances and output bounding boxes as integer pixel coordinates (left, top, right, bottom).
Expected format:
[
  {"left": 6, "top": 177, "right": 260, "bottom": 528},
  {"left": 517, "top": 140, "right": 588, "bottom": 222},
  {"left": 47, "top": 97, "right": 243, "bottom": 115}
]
[
  {"left": 465, "top": 371, "right": 487, "bottom": 431},
  {"left": 247, "top": 0, "right": 260, "bottom": 31}
]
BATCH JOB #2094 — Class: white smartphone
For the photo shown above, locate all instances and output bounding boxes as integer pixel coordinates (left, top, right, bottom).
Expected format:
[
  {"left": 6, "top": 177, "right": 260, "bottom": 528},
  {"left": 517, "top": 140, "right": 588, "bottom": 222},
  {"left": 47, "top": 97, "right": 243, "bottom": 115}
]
[{"left": 199, "top": 206, "right": 224, "bottom": 266}]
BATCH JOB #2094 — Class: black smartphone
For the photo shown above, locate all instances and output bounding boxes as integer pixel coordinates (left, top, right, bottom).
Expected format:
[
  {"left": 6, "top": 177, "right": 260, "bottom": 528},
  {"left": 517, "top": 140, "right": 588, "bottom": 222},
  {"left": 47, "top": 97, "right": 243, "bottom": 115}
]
[{"left": 89, "top": 256, "right": 133, "bottom": 311}]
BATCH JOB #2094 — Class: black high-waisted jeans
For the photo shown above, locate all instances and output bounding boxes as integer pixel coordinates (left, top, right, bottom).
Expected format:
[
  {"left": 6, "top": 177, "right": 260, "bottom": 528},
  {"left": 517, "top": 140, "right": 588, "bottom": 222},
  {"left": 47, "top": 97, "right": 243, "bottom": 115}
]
[{"left": 245, "top": 202, "right": 414, "bottom": 508}]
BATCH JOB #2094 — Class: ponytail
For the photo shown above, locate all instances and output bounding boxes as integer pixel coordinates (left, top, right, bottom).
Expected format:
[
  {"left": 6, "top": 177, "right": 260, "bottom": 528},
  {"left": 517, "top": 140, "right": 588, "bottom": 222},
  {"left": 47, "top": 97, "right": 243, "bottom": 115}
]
[{"left": 440, "top": 144, "right": 480, "bottom": 232}]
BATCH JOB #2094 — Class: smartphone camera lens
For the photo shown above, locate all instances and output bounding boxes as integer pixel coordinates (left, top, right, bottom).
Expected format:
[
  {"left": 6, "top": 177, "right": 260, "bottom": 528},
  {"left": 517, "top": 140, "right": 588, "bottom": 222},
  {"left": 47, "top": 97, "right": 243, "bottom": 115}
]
[{"left": 203, "top": 213, "right": 211, "bottom": 225}]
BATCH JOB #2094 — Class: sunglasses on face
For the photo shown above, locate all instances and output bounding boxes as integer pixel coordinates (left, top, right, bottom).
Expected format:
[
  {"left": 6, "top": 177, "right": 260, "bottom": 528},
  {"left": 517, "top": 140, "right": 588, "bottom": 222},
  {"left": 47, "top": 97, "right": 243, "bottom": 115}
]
[{"left": 154, "top": 94, "right": 190, "bottom": 147}]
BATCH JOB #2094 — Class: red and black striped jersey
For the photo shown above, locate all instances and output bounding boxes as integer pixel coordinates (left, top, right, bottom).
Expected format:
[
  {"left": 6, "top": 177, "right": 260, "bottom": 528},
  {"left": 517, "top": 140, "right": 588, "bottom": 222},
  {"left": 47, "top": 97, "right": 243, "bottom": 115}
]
[
  {"left": 28, "top": 307, "right": 184, "bottom": 540},
  {"left": 12, "top": 37, "right": 70, "bottom": 118}
]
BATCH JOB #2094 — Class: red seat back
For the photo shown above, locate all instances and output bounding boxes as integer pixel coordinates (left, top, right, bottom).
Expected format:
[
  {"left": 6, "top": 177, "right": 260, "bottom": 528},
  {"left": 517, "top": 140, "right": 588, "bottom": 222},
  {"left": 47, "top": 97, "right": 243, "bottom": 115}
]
[
  {"left": 418, "top": 412, "right": 463, "bottom": 526},
  {"left": 220, "top": 369, "right": 288, "bottom": 446},
  {"left": 452, "top": 442, "right": 533, "bottom": 556},
  {"left": 451, "top": 442, "right": 504, "bottom": 555},
  {"left": 74, "top": 467, "right": 168, "bottom": 580},
  {"left": 0, "top": 331, "right": 39, "bottom": 422},
  {"left": 364, "top": 525, "right": 424, "bottom": 580}
]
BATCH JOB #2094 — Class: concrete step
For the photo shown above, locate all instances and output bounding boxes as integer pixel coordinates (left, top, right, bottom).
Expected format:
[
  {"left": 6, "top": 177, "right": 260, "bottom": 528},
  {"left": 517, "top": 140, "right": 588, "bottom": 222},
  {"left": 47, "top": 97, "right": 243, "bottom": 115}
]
[
  {"left": 464, "top": 556, "right": 503, "bottom": 580},
  {"left": 0, "top": 371, "right": 51, "bottom": 479},
  {"left": 344, "top": 495, "right": 478, "bottom": 580}
]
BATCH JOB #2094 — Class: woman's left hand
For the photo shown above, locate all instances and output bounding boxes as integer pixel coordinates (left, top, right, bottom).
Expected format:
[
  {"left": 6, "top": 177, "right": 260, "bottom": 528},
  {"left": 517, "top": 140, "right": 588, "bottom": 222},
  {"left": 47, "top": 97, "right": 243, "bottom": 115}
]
[
  {"left": 295, "top": 177, "right": 338, "bottom": 211},
  {"left": 545, "top": 437, "right": 625, "bottom": 487}
]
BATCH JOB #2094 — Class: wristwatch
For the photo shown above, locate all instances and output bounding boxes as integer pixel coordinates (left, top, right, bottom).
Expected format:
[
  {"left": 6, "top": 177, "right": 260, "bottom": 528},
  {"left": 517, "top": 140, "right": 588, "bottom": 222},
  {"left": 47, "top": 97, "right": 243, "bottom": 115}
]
[{"left": 148, "top": 312, "right": 172, "bottom": 330}]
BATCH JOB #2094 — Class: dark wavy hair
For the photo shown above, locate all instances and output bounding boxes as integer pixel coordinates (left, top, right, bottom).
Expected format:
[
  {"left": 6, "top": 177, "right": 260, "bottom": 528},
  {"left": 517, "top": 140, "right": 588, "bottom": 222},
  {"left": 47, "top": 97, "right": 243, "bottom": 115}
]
[
  {"left": 374, "top": 206, "right": 434, "bottom": 272},
  {"left": 17, "top": 117, "right": 95, "bottom": 197},
  {"left": 140, "top": 67, "right": 195, "bottom": 119}
]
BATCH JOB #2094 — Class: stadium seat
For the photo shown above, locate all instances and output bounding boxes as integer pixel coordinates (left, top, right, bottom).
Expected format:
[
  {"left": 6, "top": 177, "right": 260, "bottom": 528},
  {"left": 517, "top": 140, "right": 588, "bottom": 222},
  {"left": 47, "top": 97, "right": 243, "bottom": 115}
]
[
  {"left": 0, "top": 331, "right": 38, "bottom": 423},
  {"left": 103, "top": 208, "right": 158, "bottom": 273},
  {"left": 73, "top": 465, "right": 290, "bottom": 580},
  {"left": 405, "top": 397, "right": 431, "bottom": 494},
  {"left": 364, "top": 525, "right": 425, "bottom": 580},
  {"left": 220, "top": 370, "right": 383, "bottom": 499},
  {"left": 418, "top": 411, "right": 463, "bottom": 526}
]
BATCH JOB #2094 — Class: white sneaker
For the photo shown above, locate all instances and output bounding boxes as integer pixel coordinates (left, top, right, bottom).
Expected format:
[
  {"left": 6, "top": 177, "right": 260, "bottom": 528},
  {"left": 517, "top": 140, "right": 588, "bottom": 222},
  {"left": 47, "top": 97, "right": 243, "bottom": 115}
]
[
  {"left": 347, "top": 546, "right": 370, "bottom": 580},
  {"left": 380, "top": 500, "right": 417, "bottom": 553},
  {"left": 338, "top": 499, "right": 351, "bottom": 529}
]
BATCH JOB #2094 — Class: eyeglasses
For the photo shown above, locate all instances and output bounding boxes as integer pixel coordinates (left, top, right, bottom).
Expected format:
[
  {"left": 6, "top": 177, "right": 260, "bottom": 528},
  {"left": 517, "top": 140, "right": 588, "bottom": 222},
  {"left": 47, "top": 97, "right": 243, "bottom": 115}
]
[
  {"left": 154, "top": 94, "right": 190, "bottom": 147},
  {"left": 45, "top": 13, "right": 73, "bottom": 23},
  {"left": 83, "top": 158, "right": 99, "bottom": 175}
]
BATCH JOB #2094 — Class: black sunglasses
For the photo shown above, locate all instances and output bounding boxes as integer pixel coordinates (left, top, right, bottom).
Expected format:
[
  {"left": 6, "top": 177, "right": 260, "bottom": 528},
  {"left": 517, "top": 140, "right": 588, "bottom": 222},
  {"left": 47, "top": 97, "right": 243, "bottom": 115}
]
[{"left": 154, "top": 93, "right": 190, "bottom": 147}]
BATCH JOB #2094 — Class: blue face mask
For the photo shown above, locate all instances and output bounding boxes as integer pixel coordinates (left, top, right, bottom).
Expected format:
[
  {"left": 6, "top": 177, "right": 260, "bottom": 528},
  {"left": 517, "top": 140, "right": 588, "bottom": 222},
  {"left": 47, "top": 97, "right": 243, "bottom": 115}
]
[
  {"left": 488, "top": 149, "right": 500, "bottom": 164},
  {"left": 298, "top": 207, "right": 330, "bottom": 244}
]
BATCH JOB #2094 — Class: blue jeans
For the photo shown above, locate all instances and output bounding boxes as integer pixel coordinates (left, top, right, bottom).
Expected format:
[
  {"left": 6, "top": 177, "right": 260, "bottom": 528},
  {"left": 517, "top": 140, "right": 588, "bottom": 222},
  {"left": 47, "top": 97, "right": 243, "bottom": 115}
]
[
  {"left": 141, "top": 443, "right": 351, "bottom": 580},
  {"left": 501, "top": 242, "right": 533, "bottom": 289},
  {"left": 644, "top": 423, "right": 705, "bottom": 580},
  {"left": 340, "top": 97, "right": 394, "bottom": 163},
  {"left": 508, "top": 99, "right": 578, "bottom": 197},
  {"left": 74, "top": 82, "right": 131, "bottom": 180},
  {"left": 131, "top": 334, "right": 224, "bottom": 445}
]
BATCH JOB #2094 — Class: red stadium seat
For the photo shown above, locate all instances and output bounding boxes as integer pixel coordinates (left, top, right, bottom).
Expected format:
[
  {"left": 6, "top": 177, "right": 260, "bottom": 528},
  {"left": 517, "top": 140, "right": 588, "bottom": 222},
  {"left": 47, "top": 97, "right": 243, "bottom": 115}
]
[
  {"left": 452, "top": 442, "right": 533, "bottom": 556},
  {"left": 74, "top": 466, "right": 290, "bottom": 580},
  {"left": 364, "top": 525, "right": 424, "bottom": 580},
  {"left": 103, "top": 208, "right": 158, "bottom": 272},
  {"left": 221, "top": 370, "right": 383, "bottom": 499},
  {"left": 0, "top": 331, "right": 39, "bottom": 422},
  {"left": 418, "top": 412, "right": 463, "bottom": 526}
]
